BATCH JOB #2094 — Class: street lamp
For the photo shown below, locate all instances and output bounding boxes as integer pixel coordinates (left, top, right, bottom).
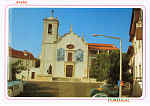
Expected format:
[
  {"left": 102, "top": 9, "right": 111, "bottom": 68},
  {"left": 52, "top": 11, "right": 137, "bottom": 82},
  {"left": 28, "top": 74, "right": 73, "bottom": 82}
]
[{"left": 93, "top": 34, "right": 122, "bottom": 97}]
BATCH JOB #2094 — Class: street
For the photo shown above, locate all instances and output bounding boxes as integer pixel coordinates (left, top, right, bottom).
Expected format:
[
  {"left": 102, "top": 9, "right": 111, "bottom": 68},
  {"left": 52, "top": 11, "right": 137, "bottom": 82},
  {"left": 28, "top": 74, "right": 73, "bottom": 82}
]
[{"left": 18, "top": 81, "right": 102, "bottom": 97}]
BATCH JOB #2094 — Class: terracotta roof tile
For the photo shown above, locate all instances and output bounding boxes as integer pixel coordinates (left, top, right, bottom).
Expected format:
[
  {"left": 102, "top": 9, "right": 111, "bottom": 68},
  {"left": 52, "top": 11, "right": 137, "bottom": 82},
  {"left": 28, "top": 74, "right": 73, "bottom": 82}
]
[
  {"left": 9, "top": 47, "right": 35, "bottom": 60},
  {"left": 88, "top": 43, "right": 119, "bottom": 50}
]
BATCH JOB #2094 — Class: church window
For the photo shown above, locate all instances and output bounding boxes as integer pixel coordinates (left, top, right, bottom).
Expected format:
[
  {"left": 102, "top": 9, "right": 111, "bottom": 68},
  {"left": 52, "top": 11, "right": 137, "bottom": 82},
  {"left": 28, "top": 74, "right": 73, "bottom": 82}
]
[
  {"left": 67, "top": 44, "right": 74, "bottom": 49},
  {"left": 67, "top": 52, "right": 72, "bottom": 61},
  {"left": 48, "top": 24, "right": 52, "bottom": 34},
  {"left": 57, "top": 48, "right": 65, "bottom": 61}
]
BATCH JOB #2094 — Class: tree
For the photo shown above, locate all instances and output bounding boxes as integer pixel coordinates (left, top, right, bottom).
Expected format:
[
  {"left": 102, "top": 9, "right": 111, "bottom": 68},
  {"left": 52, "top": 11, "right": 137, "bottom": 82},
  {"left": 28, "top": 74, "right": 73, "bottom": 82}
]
[
  {"left": 108, "top": 50, "right": 120, "bottom": 84},
  {"left": 89, "top": 50, "right": 132, "bottom": 85},
  {"left": 108, "top": 50, "right": 131, "bottom": 85},
  {"left": 11, "top": 60, "right": 27, "bottom": 80},
  {"left": 90, "top": 52, "right": 111, "bottom": 81}
]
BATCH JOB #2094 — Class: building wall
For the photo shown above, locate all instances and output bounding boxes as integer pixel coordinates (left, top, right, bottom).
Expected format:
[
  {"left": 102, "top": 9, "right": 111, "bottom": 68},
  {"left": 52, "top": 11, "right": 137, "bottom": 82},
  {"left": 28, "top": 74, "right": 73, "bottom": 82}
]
[
  {"left": 55, "top": 32, "right": 88, "bottom": 78},
  {"left": 8, "top": 56, "right": 36, "bottom": 81},
  {"left": 133, "top": 32, "right": 143, "bottom": 89},
  {"left": 40, "top": 43, "right": 57, "bottom": 74},
  {"left": 9, "top": 57, "right": 35, "bottom": 68},
  {"left": 40, "top": 18, "right": 58, "bottom": 75},
  {"left": 129, "top": 8, "right": 143, "bottom": 97}
]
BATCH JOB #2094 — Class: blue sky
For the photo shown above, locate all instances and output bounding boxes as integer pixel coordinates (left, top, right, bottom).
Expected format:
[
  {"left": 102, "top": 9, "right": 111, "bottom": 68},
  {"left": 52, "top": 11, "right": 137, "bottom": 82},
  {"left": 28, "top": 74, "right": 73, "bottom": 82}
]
[{"left": 9, "top": 8, "right": 132, "bottom": 58}]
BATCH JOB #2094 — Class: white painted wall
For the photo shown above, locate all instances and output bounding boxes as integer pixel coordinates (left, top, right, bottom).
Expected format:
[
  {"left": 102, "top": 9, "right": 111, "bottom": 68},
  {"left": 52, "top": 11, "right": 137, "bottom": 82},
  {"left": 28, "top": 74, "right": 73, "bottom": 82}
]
[
  {"left": 8, "top": 57, "right": 35, "bottom": 81},
  {"left": 40, "top": 18, "right": 58, "bottom": 75},
  {"left": 16, "top": 67, "right": 40, "bottom": 81},
  {"left": 56, "top": 32, "right": 88, "bottom": 78},
  {"left": 132, "top": 24, "right": 143, "bottom": 90}
]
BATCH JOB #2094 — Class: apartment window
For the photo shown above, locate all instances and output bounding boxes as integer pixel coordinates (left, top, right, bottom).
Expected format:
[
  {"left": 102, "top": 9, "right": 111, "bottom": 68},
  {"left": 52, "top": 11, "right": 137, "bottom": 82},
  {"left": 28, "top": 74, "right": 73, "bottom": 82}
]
[{"left": 48, "top": 24, "right": 52, "bottom": 34}]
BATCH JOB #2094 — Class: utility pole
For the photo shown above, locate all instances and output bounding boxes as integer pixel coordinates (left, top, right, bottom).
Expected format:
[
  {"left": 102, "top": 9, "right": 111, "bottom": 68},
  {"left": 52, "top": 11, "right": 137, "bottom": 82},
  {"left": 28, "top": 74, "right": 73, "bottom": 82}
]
[
  {"left": 119, "top": 39, "right": 122, "bottom": 97},
  {"left": 93, "top": 34, "right": 122, "bottom": 97}
]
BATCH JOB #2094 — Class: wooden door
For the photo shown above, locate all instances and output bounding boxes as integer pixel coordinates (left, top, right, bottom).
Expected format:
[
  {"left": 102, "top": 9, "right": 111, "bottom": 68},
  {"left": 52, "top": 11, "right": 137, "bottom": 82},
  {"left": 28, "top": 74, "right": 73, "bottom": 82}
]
[
  {"left": 66, "top": 65, "right": 73, "bottom": 77},
  {"left": 31, "top": 72, "right": 35, "bottom": 79}
]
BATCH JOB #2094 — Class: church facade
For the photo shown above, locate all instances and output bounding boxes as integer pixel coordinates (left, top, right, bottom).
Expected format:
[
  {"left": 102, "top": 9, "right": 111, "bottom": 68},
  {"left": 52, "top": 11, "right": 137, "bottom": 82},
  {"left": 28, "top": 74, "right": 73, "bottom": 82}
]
[{"left": 38, "top": 11, "right": 118, "bottom": 81}]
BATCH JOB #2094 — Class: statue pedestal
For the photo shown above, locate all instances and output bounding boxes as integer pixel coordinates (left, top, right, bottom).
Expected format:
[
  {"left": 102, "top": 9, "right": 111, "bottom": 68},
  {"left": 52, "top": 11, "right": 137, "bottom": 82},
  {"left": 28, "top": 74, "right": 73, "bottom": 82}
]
[
  {"left": 81, "top": 77, "right": 97, "bottom": 82},
  {"left": 36, "top": 74, "right": 52, "bottom": 81}
]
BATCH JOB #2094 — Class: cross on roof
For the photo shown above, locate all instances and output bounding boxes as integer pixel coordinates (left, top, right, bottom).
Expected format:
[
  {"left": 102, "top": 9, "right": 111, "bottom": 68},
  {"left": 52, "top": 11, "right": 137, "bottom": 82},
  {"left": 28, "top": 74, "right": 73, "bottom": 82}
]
[{"left": 51, "top": 10, "right": 54, "bottom": 17}]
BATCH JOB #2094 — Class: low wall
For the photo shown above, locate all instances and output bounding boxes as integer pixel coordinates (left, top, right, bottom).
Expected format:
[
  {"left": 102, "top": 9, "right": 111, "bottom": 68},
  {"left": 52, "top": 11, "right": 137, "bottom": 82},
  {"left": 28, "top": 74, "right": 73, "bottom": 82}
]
[{"left": 52, "top": 77, "right": 97, "bottom": 82}]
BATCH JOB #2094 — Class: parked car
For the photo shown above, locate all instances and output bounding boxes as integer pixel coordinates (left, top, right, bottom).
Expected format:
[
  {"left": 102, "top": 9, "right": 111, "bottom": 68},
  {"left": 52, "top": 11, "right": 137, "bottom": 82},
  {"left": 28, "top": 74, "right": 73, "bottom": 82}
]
[
  {"left": 90, "top": 88, "right": 108, "bottom": 97},
  {"left": 102, "top": 84, "right": 119, "bottom": 97},
  {"left": 90, "top": 84, "right": 119, "bottom": 97},
  {"left": 92, "top": 93, "right": 108, "bottom": 97}
]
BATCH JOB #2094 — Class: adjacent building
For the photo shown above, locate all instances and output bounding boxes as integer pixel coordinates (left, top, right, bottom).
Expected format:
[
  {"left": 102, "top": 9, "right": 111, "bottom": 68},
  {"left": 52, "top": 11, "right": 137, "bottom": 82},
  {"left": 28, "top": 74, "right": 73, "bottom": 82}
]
[
  {"left": 8, "top": 47, "right": 36, "bottom": 81},
  {"left": 128, "top": 8, "right": 143, "bottom": 97},
  {"left": 88, "top": 43, "right": 119, "bottom": 77}
]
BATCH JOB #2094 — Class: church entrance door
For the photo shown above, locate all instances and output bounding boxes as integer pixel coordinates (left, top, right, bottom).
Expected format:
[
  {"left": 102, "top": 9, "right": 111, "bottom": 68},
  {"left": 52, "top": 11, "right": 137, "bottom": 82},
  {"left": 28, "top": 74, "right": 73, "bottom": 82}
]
[{"left": 66, "top": 65, "right": 73, "bottom": 77}]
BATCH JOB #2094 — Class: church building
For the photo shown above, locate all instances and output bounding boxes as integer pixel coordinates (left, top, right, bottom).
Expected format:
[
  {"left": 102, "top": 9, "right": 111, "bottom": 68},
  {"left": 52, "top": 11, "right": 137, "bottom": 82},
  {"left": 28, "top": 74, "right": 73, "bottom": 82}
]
[{"left": 38, "top": 10, "right": 118, "bottom": 81}]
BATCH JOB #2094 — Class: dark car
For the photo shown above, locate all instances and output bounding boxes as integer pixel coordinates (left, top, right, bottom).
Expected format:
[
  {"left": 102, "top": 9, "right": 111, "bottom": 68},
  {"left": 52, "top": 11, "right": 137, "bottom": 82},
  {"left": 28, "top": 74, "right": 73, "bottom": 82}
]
[
  {"left": 102, "top": 84, "right": 119, "bottom": 97},
  {"left": 90, "top": 84, "right": 119, "bottom": 97}
]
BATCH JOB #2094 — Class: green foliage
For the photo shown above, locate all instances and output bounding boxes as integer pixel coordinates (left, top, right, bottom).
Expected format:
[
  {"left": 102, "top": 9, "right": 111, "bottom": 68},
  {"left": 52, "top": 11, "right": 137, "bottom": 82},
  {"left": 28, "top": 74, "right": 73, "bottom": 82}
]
[
  {"left": 11, "top": 60, "right": 27, "bottom": 80},
  {"left": 109, "top": 50, "right": 131, "bottom": 84},
  {"left": 90, "top": 52, "right": 111, "bottom": 81},
  {"left": 90, "top": 50, "right": 132, "bottom": 84},
  {"left": 109, "top": 50, "right": 120, "bottom": 84}
]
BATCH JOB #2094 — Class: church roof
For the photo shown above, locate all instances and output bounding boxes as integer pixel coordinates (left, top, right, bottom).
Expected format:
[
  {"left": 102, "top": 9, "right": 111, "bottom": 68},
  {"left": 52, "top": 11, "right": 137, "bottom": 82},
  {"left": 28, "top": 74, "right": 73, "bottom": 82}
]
[
  {"left": 9, "top": 47, "right": 35, "bottom": 60},
  {"left": 56, "top": 32, "right": 87, "bottom": 45},
  {"left": 88, "top": 43, "right": 119, "bottom": 50}
]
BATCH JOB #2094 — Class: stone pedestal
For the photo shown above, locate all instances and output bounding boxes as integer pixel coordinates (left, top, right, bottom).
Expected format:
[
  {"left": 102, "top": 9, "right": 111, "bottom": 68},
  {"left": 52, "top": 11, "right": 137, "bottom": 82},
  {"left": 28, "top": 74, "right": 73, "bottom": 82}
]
[
  {"left": 81, "top": 77, "right": 97, "bottom": 82},
  {"left": 36, "top": 74, "right": 52, "bottom": 81}
]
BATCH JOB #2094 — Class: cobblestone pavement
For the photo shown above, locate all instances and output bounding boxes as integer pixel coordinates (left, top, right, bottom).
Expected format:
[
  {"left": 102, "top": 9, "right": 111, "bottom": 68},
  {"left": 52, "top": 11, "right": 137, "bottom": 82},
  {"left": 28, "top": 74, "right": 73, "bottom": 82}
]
[{"left": 18, "top": 81, "right": 102, "bottom": 97}]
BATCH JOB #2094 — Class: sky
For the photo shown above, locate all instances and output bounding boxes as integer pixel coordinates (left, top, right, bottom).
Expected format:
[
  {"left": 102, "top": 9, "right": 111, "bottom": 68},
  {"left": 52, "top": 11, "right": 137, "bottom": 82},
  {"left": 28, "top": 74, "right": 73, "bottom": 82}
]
[{"left": 9, "top": 8, "right": 132, "bottom": 58}]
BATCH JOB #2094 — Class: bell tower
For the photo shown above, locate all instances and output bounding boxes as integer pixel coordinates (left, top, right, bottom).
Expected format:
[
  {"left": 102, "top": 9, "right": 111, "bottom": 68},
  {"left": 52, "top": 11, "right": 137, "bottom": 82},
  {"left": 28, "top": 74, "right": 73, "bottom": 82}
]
[
  {"left": 42, "top": 10, "right": 59, "bottom": 43},
  {"left": 40, "top": 10, "right": 59, "bottom": 76}
]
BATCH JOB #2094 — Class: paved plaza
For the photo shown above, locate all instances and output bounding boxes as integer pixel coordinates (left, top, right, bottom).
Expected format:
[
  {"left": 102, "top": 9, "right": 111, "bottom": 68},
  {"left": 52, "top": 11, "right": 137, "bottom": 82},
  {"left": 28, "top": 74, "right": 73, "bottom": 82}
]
[{"left": 18, "top": 81, "right": 102, "bottom": 97}]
